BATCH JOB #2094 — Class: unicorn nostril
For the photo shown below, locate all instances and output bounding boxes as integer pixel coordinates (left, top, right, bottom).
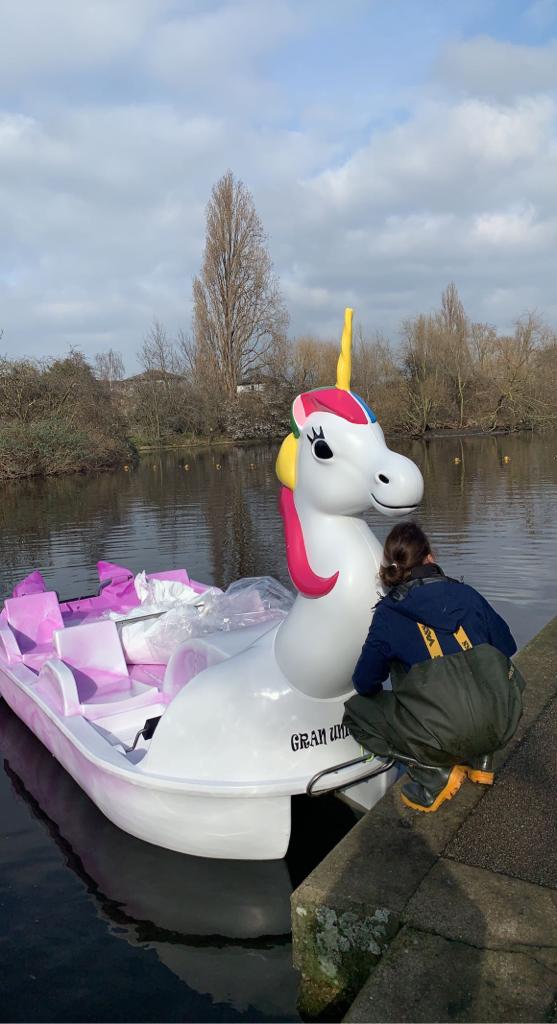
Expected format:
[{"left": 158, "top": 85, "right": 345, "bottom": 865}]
[{"left": 378, "top": 473, "right": 390, "bottom": 484}]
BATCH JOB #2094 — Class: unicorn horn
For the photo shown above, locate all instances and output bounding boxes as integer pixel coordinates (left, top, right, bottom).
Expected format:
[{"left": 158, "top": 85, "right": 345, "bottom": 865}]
[{"left": 336, "top": 307, "right": 353, "bottom": 391}]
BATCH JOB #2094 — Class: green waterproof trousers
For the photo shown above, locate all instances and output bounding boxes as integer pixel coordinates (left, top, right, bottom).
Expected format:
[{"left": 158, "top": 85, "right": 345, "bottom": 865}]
[{"left": 343, "top": 643, "right": 525, "bottom": 768}]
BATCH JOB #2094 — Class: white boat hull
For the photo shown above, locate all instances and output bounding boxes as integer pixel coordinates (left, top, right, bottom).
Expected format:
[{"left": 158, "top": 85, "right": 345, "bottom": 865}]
[{"left": 0, "top": 659, "right": 392, "bottom": 859}]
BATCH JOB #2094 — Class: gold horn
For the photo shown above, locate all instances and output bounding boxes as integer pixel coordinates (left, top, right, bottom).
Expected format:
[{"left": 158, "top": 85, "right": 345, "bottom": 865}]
[{"left": 336, "top": 307, "right": 353, "bottom": 391}]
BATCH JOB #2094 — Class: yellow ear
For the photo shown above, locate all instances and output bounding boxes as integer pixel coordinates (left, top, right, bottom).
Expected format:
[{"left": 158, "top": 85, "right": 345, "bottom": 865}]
[
  {"left": 336, "top": 307, "right": 353, "bottom": 391},
  {"left": 276, "top": 432, "right": 298, "bottom": 490}
]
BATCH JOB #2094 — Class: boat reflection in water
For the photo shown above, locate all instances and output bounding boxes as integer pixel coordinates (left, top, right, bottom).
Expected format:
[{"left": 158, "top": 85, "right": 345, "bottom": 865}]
[{"left": 0, "top": 701, "right": 357, "bottom": 1021}]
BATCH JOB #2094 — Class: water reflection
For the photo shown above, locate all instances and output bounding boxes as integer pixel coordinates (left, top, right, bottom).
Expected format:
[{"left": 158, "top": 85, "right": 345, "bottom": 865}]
[
  {"left": 0, "top": 704, "right": 282, "bottom": 1021},
  {"left": 0, "top": 434, "right": 556, "bottom": 641},
  {"left": 366, "top": 432, "right": 557, "bottom": 647},
  {"left": 0, "top": 444, "right": 287, "bottom": 603},
  {"left": 0, "top": 434, "right": 556, "bottom": 1020},
  {"left": 0, "top": 700, "right": 357, "bottom": 1023}
]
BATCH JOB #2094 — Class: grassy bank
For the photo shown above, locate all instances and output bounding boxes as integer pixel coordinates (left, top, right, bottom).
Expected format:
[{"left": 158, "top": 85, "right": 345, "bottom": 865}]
[
  {"left": 132, "top": 423, "right": 540, "bottom": 453},
  {"left": 131, "top": 432, "right": 231, "bottom": 452},
  {"left": 1, "top": 421, "right": 550, "bottom": 482}
]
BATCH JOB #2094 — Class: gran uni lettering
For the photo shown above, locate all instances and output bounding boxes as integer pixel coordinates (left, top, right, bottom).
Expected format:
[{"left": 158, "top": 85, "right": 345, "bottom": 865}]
[{"left": 290, "top": 723, "right": 350, "bottom": 751}]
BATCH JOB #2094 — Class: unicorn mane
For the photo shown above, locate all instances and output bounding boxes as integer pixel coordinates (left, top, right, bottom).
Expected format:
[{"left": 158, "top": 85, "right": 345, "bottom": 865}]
[
  {"left": 275, "top": 308, "right": 378, "bottom": 598},
  {"left": 279, "top": 488, "right": 339, "bottom": 598}
]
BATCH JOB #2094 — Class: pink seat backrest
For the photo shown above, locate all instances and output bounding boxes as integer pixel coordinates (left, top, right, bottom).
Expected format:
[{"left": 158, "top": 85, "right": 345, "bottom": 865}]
[
  {"left": 54, "top": 619, "right": 128, "bottom": 679},
  {"left": 5, "top": 591, "right": 64, "bottom": 648}
]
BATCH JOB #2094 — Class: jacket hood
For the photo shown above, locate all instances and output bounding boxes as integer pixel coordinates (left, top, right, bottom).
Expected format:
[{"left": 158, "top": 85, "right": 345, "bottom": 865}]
[{"left": 384, "top": 575, "right": 466, "bottom": 632}]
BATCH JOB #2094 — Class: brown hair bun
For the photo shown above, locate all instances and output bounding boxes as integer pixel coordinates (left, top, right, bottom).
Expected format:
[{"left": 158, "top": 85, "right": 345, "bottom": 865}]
[{"left": 379, "top": 521, "right": 432, "bottom": 589}]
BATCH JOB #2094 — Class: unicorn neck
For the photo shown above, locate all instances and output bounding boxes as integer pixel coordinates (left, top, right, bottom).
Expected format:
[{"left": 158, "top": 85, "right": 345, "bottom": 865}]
[{"left": 276, "top": 491, "right": 384, "bottom": 699}]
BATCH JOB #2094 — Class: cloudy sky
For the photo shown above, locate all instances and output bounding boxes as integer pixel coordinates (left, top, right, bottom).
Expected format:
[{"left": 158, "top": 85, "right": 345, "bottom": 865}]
[{"left": 1, "top": 0, "right": 557, "bottom": 370}]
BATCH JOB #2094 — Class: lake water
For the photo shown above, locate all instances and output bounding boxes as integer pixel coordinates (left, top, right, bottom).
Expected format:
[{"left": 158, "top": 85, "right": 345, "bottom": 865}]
[{"left": 1, "top": 432, "right": 556, "bottom": 1022}]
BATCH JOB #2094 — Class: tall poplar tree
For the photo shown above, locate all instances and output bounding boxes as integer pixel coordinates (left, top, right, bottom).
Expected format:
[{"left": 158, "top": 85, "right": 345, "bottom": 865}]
[{"left": 192, "top": 171, "right": 288, "bottom": 401}]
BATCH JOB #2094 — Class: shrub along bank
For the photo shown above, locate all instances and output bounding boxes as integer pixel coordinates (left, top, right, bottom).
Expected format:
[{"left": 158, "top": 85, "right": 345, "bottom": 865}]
[
  {"left": 0, "top": 419, "right": 136, "bottom": 480},
  {"left": 0, "top": 351, "right": 135, "bottom": 480}
]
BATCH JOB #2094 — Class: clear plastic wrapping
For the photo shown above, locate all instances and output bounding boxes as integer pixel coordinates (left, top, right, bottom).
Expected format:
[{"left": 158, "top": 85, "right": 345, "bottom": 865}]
[{"left": 118, "top": 576, "right": 294, "bottom": 664}]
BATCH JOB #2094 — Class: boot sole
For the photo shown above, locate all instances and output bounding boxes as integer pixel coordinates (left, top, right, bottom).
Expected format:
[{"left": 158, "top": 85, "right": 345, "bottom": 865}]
[
  {"left": 464, "top": 767, "right": 494, "bottom": 785},
  {"left": 401, "top": 765, "right": 466, "bottom": 813}
]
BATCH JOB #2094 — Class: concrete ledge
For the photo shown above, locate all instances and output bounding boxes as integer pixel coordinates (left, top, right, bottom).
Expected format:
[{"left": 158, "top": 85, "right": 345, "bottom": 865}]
[
  {"left": 344, "top": 926, "right": 557, "bottom": 1023},
  {"left": 291, "top": 615, "right": 557, "bottom": 1020},
  {"left": 291, "top": 781, "right": 483, "bottom": 1018},
  {"left": 403, "top": 859, "right": 557, "bottom": 963}
]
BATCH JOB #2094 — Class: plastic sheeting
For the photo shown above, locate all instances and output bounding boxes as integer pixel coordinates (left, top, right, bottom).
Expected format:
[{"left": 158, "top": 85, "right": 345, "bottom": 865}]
[
  {"left": 118, "top": 576, "right": 294, "bottom": 664},
  {"left": 133, "top": 570, "right": 200, "bottom": 607}
]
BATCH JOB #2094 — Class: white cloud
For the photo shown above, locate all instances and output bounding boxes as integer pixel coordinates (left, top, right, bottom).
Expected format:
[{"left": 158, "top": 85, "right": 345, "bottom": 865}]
[
  {"left": 306, "top": 96, "right": 554, "bottom": 221},
  {"left": 0, "top": 0, "right": 161, "bottom": 83},
  {"left": 472, "top": 206, "right": 554, "bottom": 247},
  {"left": 274, "top": 89, "right": 557, "bottom": 336},
  {"left": 436, "top": 35, "right": 557, "bottom": 101},
  {"left": 1, "top": 4, "right": 557, "bottom": 367},
  {"left": 149, "top": 1, "right": 299, "bottom": 86}
]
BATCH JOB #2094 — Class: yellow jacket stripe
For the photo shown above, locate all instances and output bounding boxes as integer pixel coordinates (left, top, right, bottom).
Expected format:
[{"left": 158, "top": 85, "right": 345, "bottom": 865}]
[{"left": 417, "top": 622, "right": 473, "bottom": 659}]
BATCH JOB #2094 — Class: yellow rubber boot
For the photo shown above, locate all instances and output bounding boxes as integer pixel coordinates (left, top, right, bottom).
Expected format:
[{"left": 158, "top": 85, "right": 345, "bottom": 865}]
[
  {"left": 401, "top": 764, "right": 467, "bottom": 813},
  {"left": 464, "top": 754, "right": 494, "bottom": 786}
]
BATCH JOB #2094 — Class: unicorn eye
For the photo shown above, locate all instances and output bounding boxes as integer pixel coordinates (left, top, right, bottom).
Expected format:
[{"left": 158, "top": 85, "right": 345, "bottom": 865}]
[
  {"left": 314, "top": 439, "right": 333, "bottom": 460},
  {"left": 308, "top": 426, "right": 333, "bottom": 461}
]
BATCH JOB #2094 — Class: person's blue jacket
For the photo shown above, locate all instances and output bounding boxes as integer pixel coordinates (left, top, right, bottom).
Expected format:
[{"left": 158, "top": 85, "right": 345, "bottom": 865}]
[{"left": 353, "top": 564, "right": 517, "bottom": 696}]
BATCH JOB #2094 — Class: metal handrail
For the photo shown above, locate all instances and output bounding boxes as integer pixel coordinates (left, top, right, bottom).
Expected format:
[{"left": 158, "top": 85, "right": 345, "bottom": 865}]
[{"left": 306, "top": 755, "right": 395, "bottom": 797}]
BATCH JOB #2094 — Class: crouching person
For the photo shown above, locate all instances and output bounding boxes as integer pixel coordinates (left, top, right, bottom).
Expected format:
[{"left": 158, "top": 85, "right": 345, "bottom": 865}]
[{"left": 343, "top": 522, "right": 525, "bottom": 813}]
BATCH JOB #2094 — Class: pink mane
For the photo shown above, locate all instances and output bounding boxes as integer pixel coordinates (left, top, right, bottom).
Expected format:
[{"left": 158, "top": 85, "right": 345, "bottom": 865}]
[
  {"left": 279, "top": 487, "right": 339, "bottom": 598},
  {"left": 297, "top": 387, "right": 368, "bottom": 426}
]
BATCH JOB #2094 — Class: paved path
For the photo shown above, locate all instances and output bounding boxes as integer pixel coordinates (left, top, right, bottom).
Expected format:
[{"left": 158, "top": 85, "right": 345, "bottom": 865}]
[
  {"left": 446, "top": 696, "right": 557, "bottom": 888},
  {"left": 291, "top": 616, "right": 557, "bottom": 1022},
  {"left": 346, "top": 696, "right": 557, "bottom": 1023}
]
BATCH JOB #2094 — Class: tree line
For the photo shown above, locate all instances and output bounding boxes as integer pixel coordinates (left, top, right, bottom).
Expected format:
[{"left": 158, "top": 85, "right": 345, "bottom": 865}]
[
  {"left": 1, "top": 171, "right": 556, "bottom": 478},
  {"left": 109, "top": 173, "right": 557, "bottom": 444}
]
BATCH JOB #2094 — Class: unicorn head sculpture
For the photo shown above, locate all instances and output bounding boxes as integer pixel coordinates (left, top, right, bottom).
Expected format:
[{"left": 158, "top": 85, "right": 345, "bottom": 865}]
[{"left": 274, "top": 308, "right": 424, "bottom": 697}]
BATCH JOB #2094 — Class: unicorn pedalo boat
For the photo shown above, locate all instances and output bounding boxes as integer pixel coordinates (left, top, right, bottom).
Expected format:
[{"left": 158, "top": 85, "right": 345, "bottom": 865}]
[{"left": 0, "top": 309, "right": 424, "bottom": 860}]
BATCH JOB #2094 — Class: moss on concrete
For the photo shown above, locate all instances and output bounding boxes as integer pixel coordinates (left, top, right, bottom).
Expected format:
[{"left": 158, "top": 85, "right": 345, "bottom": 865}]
[{"left": 292, "top": 897, "right": 398, "bottom": 1018}]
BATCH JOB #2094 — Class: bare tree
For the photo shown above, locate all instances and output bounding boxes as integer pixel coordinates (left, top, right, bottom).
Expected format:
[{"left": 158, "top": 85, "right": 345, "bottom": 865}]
[
  {"left": 487, "top": 312, "right": 546, "bottom": 431},
  {"left": 289, "top": 336, "right": 338, "bottom": 392},
  {"left": 192, "top": 171, "right": 288, "bottom": 401},
  {"left": 470, "top": 321, "right": 497, "bottom": 370},
  {"left": 437, "top": 282, "right": 473, "bottom": 428},
  {"left": 140, "top": 320, "right": 179, "bottom": 378},
  {"left": 131, "top": 320, "right": 199, "bottom": 443},
  {"left": 133, "top": 321, "right": 178, "bottom": 443},
  {"left": 0, "top": 356, "right": 45, "bottom": 423},
  {"left": 401, "top": 313, "right": 445, "bottom": 432},
  {"left": 95, "top": 349, "right": 125, "bottom": 386},
  {"left": 352, "top": 328, "right": 404, "bottom": 432}
]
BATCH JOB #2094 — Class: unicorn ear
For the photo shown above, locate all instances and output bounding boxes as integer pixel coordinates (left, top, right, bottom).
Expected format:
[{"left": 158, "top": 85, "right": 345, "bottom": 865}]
[
  {"left": 290, "top": 395, "right": 306, "bottom": 436},
  {"left": 276, "top": 432, "right": 298, "bottom": 490},
  {"left": 336, "top": 307, "right": 353, "bottom": 391}
]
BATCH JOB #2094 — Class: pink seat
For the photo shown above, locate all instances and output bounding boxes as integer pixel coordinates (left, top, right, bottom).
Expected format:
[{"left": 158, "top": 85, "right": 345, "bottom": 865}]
[
  {"left": 0, "top": 622, "right": 22, "bottom": 664},
  {"left": 54, "top": 619, "right": 131, "bottom": 699},
  {"left": 51, "top": 620, "right": 161, "bottom": 717},
  {"left": 5, "top": 592, "right": 64, "bottom": 669},
  {"left": 23, "top": 649, "right": 57, "bottom": 672},
  {"left": 35, "top": 657, "right": 162, "bottom": 720}
]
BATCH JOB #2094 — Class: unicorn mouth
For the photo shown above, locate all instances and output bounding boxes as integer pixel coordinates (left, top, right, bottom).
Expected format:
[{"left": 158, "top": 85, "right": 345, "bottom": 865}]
[{"left": 371, "top": 493, "right": 419, "bottom": 511}]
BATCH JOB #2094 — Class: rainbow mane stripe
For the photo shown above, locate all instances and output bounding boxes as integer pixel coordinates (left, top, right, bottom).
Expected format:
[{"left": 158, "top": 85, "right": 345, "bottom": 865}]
[{"left": 291, "top": 388, "right": 376, "bottom": 437}]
